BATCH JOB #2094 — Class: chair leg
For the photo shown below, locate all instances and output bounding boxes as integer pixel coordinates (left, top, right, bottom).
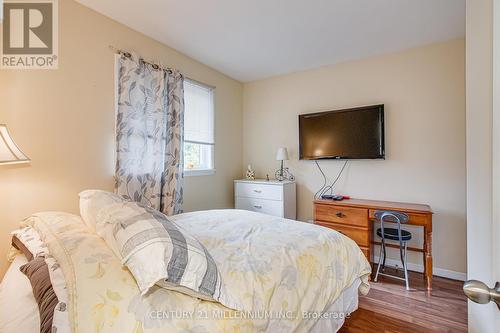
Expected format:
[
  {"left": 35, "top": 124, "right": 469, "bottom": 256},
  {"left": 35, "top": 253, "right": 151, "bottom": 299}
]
[
  {"left": 403, "top": 241, "right": 410, "bottom": 290},
  {"left": 374, "top": 241, "right": 384, "bottom": 282},
  {"left": 381, "top": 239, "right": 386, "bottom": 271},
  {"left": 399, "top": 240, "right": 405, "bottom": 267}
]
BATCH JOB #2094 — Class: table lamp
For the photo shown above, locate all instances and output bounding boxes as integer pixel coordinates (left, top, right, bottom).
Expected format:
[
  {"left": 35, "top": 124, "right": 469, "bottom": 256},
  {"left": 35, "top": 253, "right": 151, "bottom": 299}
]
[
  {"left": 0, "top": 124, "right": 30, "bottom": 165},
  {"left": 275, "top": 147, "right": 289, "bottom": 181}
]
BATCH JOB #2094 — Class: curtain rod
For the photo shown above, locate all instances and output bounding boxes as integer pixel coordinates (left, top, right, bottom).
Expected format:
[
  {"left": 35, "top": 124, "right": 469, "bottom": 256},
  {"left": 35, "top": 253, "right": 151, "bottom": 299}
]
[
  {"left": 109, "top": 45, "right": 216, "bottom": 89},
  {"left": 109, "top": 45, "right": 175, "bottom": 73}
]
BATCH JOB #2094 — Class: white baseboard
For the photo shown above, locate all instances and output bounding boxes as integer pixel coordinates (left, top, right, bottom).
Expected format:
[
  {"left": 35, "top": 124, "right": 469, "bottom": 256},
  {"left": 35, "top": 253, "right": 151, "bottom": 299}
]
[{"left": 372, "top": 255, "right": 467, "bottom": 281}]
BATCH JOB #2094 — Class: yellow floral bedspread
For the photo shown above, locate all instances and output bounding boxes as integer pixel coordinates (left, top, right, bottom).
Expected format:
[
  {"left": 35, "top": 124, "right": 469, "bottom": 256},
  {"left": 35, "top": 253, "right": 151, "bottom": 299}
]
[{"left": 26, "top": 209, "right": 370, "bottom": 333}]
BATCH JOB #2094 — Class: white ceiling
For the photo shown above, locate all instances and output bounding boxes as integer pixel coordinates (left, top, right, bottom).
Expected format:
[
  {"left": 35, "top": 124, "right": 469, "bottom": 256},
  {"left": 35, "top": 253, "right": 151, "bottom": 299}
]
[{"left": 76, "top": 0, "right": 465, "bottom": 82}]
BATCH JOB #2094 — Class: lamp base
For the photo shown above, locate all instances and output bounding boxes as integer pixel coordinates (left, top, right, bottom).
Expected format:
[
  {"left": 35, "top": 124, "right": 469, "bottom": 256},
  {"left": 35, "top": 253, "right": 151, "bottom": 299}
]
[
  {"left": 275, "top": 160, "right": 295, "bottom": 181},
  {"left": 275, "top": 168, "right": 294, "bottom": 181}
]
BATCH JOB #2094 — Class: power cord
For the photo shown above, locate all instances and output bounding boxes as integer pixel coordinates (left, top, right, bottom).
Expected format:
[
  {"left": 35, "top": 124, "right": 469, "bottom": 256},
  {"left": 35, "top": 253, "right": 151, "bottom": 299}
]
[
  {"left": 314, "top": 160, "right": 349, "bottom": 200},
  {"left": 314, "top": 160, "right": 328, "bottom": 200}
]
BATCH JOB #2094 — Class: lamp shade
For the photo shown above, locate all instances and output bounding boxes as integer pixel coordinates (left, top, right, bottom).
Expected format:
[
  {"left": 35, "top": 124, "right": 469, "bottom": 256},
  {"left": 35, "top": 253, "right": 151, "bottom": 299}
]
[
  {"left": 276, "top": 147, "right": 289, "bottom": 161},
  {"left": 0, "top": 124, "right": 30, "bottom": 165}
]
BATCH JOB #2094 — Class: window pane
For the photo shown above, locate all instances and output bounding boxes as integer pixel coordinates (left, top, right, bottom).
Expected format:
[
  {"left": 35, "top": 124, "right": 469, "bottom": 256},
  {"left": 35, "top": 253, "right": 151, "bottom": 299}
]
[
  {"left": 184, "top": 80, "right": 214, "bottom": 144},
  {"left": 184, "top": 142, "right": 213, "bottom": 170},
  {"left": 184, "top": 142, "right": 201, "bottom": 170}
]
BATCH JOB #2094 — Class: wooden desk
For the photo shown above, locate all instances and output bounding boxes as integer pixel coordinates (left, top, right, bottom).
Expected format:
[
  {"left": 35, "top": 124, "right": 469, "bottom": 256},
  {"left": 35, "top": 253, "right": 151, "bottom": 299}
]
[{"left": 313, "top": 198, "right": 434, "bottom": 290}]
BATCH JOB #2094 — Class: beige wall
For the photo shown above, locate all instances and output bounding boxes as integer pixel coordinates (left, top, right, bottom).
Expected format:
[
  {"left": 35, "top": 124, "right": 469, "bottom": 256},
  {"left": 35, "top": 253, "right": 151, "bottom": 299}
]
[
  {"left": 242, "top": 39, "right": 466, "bottom": 276},
  {"left": 0, "top": 0, "right": 467, "bottom": 279},
  {"left": 0, "top": 0, "right": 243, "bottom": 276}
]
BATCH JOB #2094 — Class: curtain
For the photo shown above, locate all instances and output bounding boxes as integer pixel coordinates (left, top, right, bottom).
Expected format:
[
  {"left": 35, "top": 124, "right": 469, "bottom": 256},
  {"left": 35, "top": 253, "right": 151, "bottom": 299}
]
[{"left": 115, "top": 53, "right": 184, "bottom": 215}]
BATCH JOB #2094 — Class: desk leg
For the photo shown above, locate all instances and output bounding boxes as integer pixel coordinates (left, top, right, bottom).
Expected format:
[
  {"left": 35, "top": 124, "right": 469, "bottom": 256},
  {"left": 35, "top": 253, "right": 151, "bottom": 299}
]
[{"left": 424, "top": 229, "right": 433, "bottom": 290}]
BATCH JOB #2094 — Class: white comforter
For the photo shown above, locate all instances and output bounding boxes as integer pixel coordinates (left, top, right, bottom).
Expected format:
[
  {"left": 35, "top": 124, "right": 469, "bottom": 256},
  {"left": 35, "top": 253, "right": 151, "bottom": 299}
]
[{"left": 25, "top": 209, "right": 370, "bottom": 333}]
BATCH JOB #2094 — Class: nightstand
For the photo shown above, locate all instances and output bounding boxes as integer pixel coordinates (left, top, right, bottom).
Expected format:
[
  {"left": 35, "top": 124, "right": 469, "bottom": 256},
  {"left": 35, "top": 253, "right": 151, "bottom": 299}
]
[{"left": 234, "top": 179, "right": 296, "bottom": 219}]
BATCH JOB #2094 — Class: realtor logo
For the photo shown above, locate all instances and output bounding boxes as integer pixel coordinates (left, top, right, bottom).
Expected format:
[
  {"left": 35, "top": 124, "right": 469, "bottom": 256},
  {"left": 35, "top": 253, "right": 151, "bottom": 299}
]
[{"left": 1, "top": 0, "right": 58, "bottom": 69}]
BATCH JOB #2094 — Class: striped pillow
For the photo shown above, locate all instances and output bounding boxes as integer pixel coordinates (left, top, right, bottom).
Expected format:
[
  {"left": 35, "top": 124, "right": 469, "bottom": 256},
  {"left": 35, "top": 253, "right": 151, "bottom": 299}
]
[{"left": 94, "top": 199, "right": 242, "bottom": 310}]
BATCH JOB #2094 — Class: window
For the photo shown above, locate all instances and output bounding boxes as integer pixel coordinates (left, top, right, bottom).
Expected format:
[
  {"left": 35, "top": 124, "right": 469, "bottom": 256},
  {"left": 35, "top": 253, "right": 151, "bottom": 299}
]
[{"left": 183, "top": 79, "right": 215, "bottom": 176}]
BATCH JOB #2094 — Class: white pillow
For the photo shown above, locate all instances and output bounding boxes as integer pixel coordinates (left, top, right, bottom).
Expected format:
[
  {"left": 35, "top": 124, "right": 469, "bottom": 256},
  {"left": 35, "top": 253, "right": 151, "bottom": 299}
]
[
  {"left": 79, "top": 190, "right": 122, "bottom": 231},
  {"left": 0, "top": 255, "right": 40, "bottom": 333},
  {"left": 89, "top": 193, "right": 243, "bottom": 311}
]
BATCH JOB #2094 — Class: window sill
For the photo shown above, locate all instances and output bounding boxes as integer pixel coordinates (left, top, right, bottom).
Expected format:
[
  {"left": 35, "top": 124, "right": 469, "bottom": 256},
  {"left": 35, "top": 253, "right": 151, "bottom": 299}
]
[{"left": 184, "top": 169, "right": 216, "bottom": 177}]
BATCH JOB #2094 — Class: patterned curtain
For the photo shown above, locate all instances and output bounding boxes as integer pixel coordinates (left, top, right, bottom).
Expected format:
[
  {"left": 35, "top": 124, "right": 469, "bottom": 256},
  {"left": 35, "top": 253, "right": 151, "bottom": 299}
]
[{"left": 115, "top": 53, "right": 184, "bottom": 215}]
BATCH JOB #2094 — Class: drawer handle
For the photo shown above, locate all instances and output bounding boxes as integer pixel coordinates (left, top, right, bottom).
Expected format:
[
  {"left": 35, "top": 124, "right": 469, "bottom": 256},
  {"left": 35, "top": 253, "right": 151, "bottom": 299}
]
[
  {"left": 253, "top": 205, "right": 262, "bottom": 209},
  {"left": 336, "top": 212, "right": 345, "bottom": 218},
  {"left": 253, "top": 190, "right": 262, "bottom": 193}
]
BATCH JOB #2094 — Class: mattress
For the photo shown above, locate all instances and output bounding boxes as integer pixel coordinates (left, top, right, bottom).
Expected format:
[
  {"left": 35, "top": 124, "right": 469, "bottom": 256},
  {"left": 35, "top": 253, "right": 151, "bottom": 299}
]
[{"left": 0, "top": 255, "right": 361, "bottom": 333}]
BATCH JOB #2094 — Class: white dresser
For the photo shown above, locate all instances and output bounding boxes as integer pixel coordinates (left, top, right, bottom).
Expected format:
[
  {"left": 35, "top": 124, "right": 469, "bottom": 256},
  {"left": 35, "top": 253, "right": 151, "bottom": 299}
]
[{"left": 234, "top": 179, "right": 296, "bottom": 219}]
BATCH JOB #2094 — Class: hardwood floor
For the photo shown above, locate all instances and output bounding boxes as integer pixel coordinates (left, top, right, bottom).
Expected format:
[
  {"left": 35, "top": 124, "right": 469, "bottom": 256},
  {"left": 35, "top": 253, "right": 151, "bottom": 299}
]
[{"left": 340, "top": 266, "right": 468, "bottom": 332}]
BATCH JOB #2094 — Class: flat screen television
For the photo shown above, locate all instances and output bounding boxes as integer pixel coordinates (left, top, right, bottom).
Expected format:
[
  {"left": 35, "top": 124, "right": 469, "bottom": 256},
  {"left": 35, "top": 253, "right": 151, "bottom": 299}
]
[{"left": 299, "top": 105, "right": 385, "bottom": 160}]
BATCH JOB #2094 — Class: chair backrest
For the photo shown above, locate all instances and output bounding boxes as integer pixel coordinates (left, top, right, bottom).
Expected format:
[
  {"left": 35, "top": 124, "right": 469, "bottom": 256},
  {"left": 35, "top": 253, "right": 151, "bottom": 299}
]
[
  {"left": 374, "top": 210, "right": 410, "bottom": 243},
  {"left": 374, "top": 210, "right": 409, "bottom": 224}
]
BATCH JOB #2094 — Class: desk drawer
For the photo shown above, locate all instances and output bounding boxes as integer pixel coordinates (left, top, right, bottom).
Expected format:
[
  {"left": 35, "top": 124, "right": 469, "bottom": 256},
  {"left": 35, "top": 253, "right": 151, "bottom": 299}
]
[
  {"left": 236, "top": 197, "right": 283, "bottom": 217},
  {"left": 315, "top": 204, "right": 368, "bottom": 227},
  {"left": 316, "top": 221, "right": 370, "bottom": 247},
  {"left": 235, "top": 182, "right": 283, "bottom": 201},
  {"left": 369, "top": 209, "right": 428, "bottom": 226}
]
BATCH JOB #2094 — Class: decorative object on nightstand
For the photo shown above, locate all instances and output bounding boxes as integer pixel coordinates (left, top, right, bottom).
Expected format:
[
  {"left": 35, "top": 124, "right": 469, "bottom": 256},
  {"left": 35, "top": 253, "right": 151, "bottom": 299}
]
[
  {"left": 275, "top": 147, "right": 295, "bottom": 181},
  {"left": 234, "top": 179, "right": 296, "bottom": 219},
  {"left": 0, "top": 124, "right": 30, "bottom": 165},
  {"left": 245, "top": 164, "right": 256, "bottom": 180},
  {"left": 277, "top": 167, "right": 295, "bottom": 181}
]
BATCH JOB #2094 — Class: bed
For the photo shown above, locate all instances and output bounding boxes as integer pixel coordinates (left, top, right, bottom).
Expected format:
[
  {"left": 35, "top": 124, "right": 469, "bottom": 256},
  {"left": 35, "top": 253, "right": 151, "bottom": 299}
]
[{"left": 0, "top": 208, "right": 370, "bottom": 333}]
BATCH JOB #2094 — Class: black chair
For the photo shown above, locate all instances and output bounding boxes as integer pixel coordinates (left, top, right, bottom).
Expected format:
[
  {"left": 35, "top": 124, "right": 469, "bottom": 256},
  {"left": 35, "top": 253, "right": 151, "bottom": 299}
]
[{"left": 373, "top": 210, "right": 411, "bottom": 290}]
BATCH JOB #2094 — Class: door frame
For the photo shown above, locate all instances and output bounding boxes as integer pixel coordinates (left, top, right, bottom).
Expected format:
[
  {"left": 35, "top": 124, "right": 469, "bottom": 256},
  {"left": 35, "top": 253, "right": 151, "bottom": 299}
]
[{"left": 466, "top": 0, "right": 499, "bottom": 331}]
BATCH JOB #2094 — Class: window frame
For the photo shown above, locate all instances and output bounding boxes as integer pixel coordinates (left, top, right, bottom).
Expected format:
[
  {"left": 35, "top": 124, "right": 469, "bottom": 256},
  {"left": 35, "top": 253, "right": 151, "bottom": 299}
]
[{"left": 183, "top": 78, "right": 216, "bottom": 177}]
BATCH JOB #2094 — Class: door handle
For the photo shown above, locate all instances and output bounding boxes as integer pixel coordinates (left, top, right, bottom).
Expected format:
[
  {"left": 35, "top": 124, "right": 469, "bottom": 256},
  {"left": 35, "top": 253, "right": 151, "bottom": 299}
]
[
  {"left": 253, "top": 205, "right": 262, "bottom": 209},
  {"left": 253, "top": 190, "right": 262, "bottom": 193},
  {"left": 463, "top": 280, "right": 500, "bottom": 310}
]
